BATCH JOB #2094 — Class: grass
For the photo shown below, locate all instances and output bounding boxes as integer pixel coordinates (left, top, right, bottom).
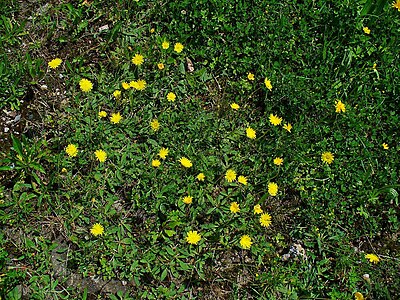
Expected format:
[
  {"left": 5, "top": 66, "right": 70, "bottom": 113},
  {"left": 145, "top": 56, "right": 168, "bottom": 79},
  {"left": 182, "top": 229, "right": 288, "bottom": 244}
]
[{"left": 0, "top": 0, "right": 399, "bottom": 299}]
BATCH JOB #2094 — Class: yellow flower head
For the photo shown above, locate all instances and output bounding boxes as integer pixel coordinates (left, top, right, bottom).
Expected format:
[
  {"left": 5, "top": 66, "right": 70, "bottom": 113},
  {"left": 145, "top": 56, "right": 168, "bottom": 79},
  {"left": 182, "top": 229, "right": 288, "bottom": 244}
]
[
  {"left": 113, "top": 90, "right": 121, "bottom": 99},
  {"left": 230, "top": 202, "right": 240, "bottom": 213},
  {"left": 48, "top": 58, "right": 62, "bottom": 69},
  {"left": 61, "top": 167, "right": 67, "bottom": 173},
  {"left": 273, "top": 157, "right": 283, "bottom": 166},
  {"left": 150, "top": 119, "right": 160, "bottom": 131},
  {"left": 90, "top": 223, "right": 104, "bottom": 236},
  {"left": 110, "top": 112, "right": 122, "bottom": 124},
  {"left": 95, "top": 150, "right": 107, "bottom": 163},
  {"left": 179, "top": 157, "right": 192, "bottom": 168},
  {"left": 197, "top": 173, "right": 205, "bottom": 181},
  {"left": 269, "top": 114, "right": 282, "bottom": 126},
  {"left": 253, "top": 204, "right": 263, "bottom": 214},
  {"left": 98, "top": 111, "right": 107, "bottom": 118},
  {"left": 150, "top": 28, "right": 155, "bottom": 33},
  {"left": 365, "top": 253, "right": 380, "bottom": 264},
  {"left": 122, "top": 82, "right": 130, "bottom": 90},
  {"left": 158, "top": 147, "right": 169, "bottom": 159},
  {"left": 260, "top": 213, "right": 272, "bottom": 228},
  {"left": 321, "top": 152, "right": 334, "bottom": 164},
  {"left": 183, "top": 196, "right": 193, "bottom": 204},
  {"left": 162, "top": 41, "right": 170, "bottom": 49},
  {"left": 354, "top": 292, "right": 364, "bottom": 300},
  {"left": 283, "top": 123, "right": 292, "bottom": 132},
  {"left": 238, "top": 175, "right": 247, "bottom": 185},
  {"left": 247, "top": 72, "right": 255, "bottom": 81},
  {"left": 174, "top": 42, "right": 184, "bottom": 53},
  {"left": 79, "top": 78, "right": 93, "bottom": 92},
  {"left": 393, "top": 0, "right": 400, "bottom": 11},
  {"left": 335, "top": 100, "right": 346, "bottom": 113},
  {"left": 382, "top": 143, "right": 389, "bottom": 150},
  {"left": 157, "top": 63, "right": 165, "bottom": 70},
  {"left": 65, "top": 144, "right": 78, "bottom": 157},
  {"left": 225, "top": 169, "right": 236, "bottom": 182},
  {"left": 246, "top": 127, "right": 256, "bottom": 139},
  {"left": 240, "top": 235, "right": 252, "bottom": 249},
  {"left": 167, "top": 92, "right": 176, "bottom": 102},
  {"left": 186, "top": 230, "right": 201, "bottom": 245},
  {"left": 152, "top": 159, "right": 161, "bottom": 167},
  {"left": 264, "top": 77, "right": 272, "bottom": 91},
  {"left": 231, "top": 103, "right": 240, "bottom": 110},
  {"left": 132, "top": 54, "right": 144, "bottom": 66},
  {"left": 268, "top": 182, "right": 278, "bottom": 196},
  {"left": 135, "top": 79, "right": 146, "bottom": 91},
  {"left": 363, "top": 26, "right": 371, "bottom": 34}
]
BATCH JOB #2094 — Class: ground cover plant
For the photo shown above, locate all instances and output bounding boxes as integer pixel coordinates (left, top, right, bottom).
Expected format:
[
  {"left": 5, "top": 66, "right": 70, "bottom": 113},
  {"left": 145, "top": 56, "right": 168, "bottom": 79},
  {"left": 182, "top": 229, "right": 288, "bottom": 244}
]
[{"left": 0, "top": 0, "right": 399, "bottom": 299}]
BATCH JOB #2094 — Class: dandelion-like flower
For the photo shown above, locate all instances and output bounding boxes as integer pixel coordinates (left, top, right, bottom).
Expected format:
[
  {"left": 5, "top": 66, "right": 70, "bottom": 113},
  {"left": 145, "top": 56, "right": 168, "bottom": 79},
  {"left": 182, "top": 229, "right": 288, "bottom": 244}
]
[
  {"left": 363, "top": 27, "right": 371, "bottom": 34},
  {"left": 48, "top": 58, "right": 62, "bottom": 69},
  {"left": 174, "top": 42, "right": 184, "bottom": 53},
  {"left": 269, "top": 114, "right": 282, "bottom": 126},
  {"left": 253, "top": 204, "right": 263, "bottom": 214},
  {"left": 186, "top": 231, "right": 201, "bottom": 245},
  {"left": 273, "top": 157, "right": 283, "bottom": 166},
  {"left": 393, "top": 0, "right": 400, "bottom": 11},
  {"left": 152, "top": 159, "right": 161, "bottom": 167},
  {"left": 65, "top": 144, "right": 78, "bottom": 157},
  {"left": 110, "top": 112, "right": 122, "bottom": 124},
  {"left": 365, "top": 253, "right": 380, "bottom": 264},
  {"left": 231, "top": 103, "right": 240, "bottom": 110},
  {"left": 90, "top": 223, "right": 104, "bottom": 236},
  {"left": 260, "top": 213, "right": 272, "bottom": 228},
  {"left": 268, "top": 182, "right": 278, "bottom": 196},
  {"left": 283, "top": 123, "right": 292, "bottom": 132},
  {"left": 335, "top": 100, "right": 346, "bottom": 113},
  {"left": 183, "top": 196, "right": 193, "bottom": 204},
  {"left": 113, "top": 90, "right": 121, "bottom": 99},
  {"left": 79, "top": 78, "right": 93, "bottom": 92},
  {"left": 382, "top": 143, "right": 389, "bottom": 150},
  {"left": 246, "top": 127, "right": 256, "bottom": 139},
  {"left": 132, "top": 54, "right": 144, "bottom": 66},
  {"left": 321, "top": 152, "right": 334, "bottom": 164},
  {"left": 225, "top": 169, "right": 236, "bottom": 182},
  {"left": 157, "top": 63, "right": 165, "bottom": 70},
  {"left": 240, "top": 235, "right": 252, "bottom": 249},
  {"left": 264, "top": 78, "right": 272, "bottom": 91},
  {"left": 95, "top": 150, "right": 107, "bottom": 163},
  {"left": 247, "top": 73, "right": 255, "bottom": 81},
  {"left": 179, "top": 157, "right": 192, "bottom": 168},
  {"left": 354, "top": 292, "right": 364, "bottom": 300},
  {"left": 158, "top": 147, "right": 169, "bottom": 159},
  {"left": 230, "top": 202, "right": 240, "bottom": 213},
  {"left": 167, "top": 92, "right": 176, "bottom": 102},
  {"left": 98, "top": 111, "right": 107, "bottom": 118},
  {"left": 122, "top": 82, "right": 130, "bottom": 90},
  {"left": 135, "top": 79, "right": 146, "bottom": 91},
  {"left": 238, "top": 175, "right": 247, "bottom": 185},
  {"left": 162, "top": 41, "right": 170, "bottom": 49},
  {"left": 197, "top": 173, "right": 205, "bottom": 181},
  {"left": 150, "top": 119, "right": 160, "bottom": 131}
]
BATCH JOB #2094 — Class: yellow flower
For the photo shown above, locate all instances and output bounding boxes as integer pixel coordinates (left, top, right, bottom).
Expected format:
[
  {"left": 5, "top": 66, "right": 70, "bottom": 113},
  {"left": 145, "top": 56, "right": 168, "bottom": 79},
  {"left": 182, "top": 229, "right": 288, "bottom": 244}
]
[
  {"left": 174, "top": 42, "right": 184, "bottom": 53},
  {"left": 365, "top": 253, "right": 380, "bottom": 264},
  {"left": 230, "top": 202, "right": 240, "bottom": 213},
  {"left": 382, "top": 143, "right": 389, "bottom": 150},
  {"left": 225, "top": 169, "right": 236, "bottom": 182},
  {"left": 98, "top": 111, "right": 107, "bottom": 118},
  {"left": 335, "top": 100, "right": 346, "bottom": 113},
  {"left": 363, "top": 26, "right": 371, "bottom": 34},
  {"left": 167, "top": 92, "right": 176, "bottom": 102},
  {"left": 260, "top": 213, "right": 272, "bottom": 228},
  {"left": 61, "top": 167, "right": 67, "bottom": 173},
  {"left": 113, "top": 90, "right": 121, "bottom": 99},
  {"left": 152, "top": 159, "right": 161, "bottom": 167},
  {"left": 135, "top": 79, "right": 146, "bottom": 91},
  {"left": 132, "top": 53, "right": 144, "bottom": 66},
  {"left": 186, "top": 231, "right": 201, "bottom": 245},
  {"left": 150, "top": 119, "right": 160, "bottom": 131},
  {"left": 264, "top": 77, "right": 272, "bottom": 91},
  {"left": 253, "top": 204, "right": 263, "bottom": 214},
  {"left": 240, "top": 235, "right": 252, "bottom": 249},
  {"left": 158, "top": 147, "right": 169, "bottom": 159},
  {"left": 95, "top": 150, "right": 107, "bottom": 163},
  {"left": 269, "top": 114, "right": 282, "bottom": 126},
  {"left": 246, "top": 127, "right": 256, "bottom": 139},
  {"left": 157, "top": 63, "right": 165, "bottom": 70},
  {"left": 238, "top": 175, "right": 247, "bottom": 185},
  {"left": 393, "top": 0, "right": 400, "bottom": 11},
  {"left": 273, "top": 157, "right": 283, "bottom": 166},
  {"left": 48, "top": 58, "right": 62, "bottom": 69},
  {"left": 90, "top": 223, "right": 104, "bottom": 236},
  {"left": 321, "top": 152, "right": 334, "bottom": 164},
  {"left": 110, "top": 112, "right": 122, "bottom": 124},
  {"left": 79, "top": 78, "right": 93, "bottom": 92},
  {"left": 373, "top": 63, "right": 377, "bottom": 70},
  {"left": 162, "top": 41, "right": 170, "bottom": 49},
  {"left": 283, "top": 123, "right": 292, "bottom": 132},
  {"left": 247, "top": 72, "right": 255, "bottom": 81},
  {"left": 122, "top": 82, "right": 130, "bottom": 90},
  {"left": 268, "top": 182, "right": 278, "bottom": 196},
  {"left": 197, "top": 173, "right": 205, "bottom": 181},
  {"left": 179, "top": 157, "right": 192, "bottom": 168},
  {"left": 231, "top": 103, "right": 240, "bottom": 110},
  {"left": 65, "top": 144, "right": 78, "bottom": 157},
  {"left": 183, "top": 196, "right": 193, "bottom": 204},
  {"left": 354, "top": 292, "right": 364, "bottom": 300},
  {"left": 150, "top": 28, "right": 155, "bottom": 33}
]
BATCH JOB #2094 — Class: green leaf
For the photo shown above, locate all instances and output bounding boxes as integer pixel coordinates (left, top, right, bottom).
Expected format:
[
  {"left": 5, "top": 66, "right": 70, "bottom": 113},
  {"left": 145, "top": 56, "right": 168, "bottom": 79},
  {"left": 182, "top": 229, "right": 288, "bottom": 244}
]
[{"left": 11, "top": 135, "right": 23, "bottom": 157}]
